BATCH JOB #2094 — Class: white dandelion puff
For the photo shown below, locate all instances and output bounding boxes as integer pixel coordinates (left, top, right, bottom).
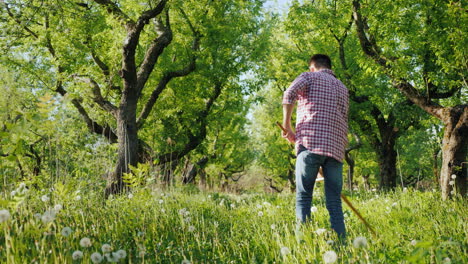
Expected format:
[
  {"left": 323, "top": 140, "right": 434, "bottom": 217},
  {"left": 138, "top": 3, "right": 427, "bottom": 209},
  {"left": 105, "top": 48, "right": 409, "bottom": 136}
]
[
  {"left": 75, "top": 195, "right": 82, "bottom": 201},
  {"left": 258, "top": 211, "right": 264, "bottom": 217},
  {"left": 138, "top": 251, "right": 146, "bottom": 258},
  {"left": 188, "top": 225, "right": 196, "bottom": 232},
  {"left": 392, "top": 202, "right": 398, "bottom": 207},
  {"left": 323, "top": 250, "right": 338, "bottom": 263},
  {"left": 80, "top": 237, "right": 92, "bottom": 248},
  {"left": 280, "top": 246, "right": 290, "bottom": 256},
  {"left": 105, "top": 252, "right": 120, "bottom": 263},
  {"left": 311, "top": 206, "right": 318, "bottom": 213},
  {"left": 41, "top": 195, "right": 50, "bottom": 202},
  {"left": 410, "top": 240, "right": 418, "bottom": 246},
  {"left": 315, "top": 228, "right": 327, "bottom": 235},
  {"left": 72, "top": 250, "right": 83, "bottom": 260},
  {"left": 443, "top": 257, "right": 451, "bottom": 263},
  {"left": 181, "top": 260, "right": 191, "bottom": 264},
  {"left": 451, "top": 174, "right": 456, "bottom": 179},
  {"left": 115, "top": 249, "right": 127, "bottom": 259},
  {"left": 101, "top": 244, "right": 112, "bottom": 253},
  {"left": 270, "top": 224, "right": 276, "bottom": 230},
  {"left": 353, "top": 236, "right": 368, "bottom": 248},
  {"left": 41, "top": 210, "right": 56, "bottom": 224},
  {"left": 449, "top": 181, "right": 455, "bottom": 185},
  {"left": 159, "top": 199, "right": 164, "bottom": 204},
  {"left": 127, "top": 193, "right": 134, "bottom": 199},
  {"left": 54, "top": 204, "right": 63, "bottom": 212},
  {"left": 326, "top": 240, "right": 335, "bottom": 245},
  {"left": 61, "top": 227, "right": 73, "bottom": 237},
  {"left": 10, "top": 190, "right": 17, "bottom": 196},
  {"left": 90, "top": 252, "right": 103, "bottom": 263},
  {"left": 0, "top": 209, "right": 11, "bottom": 223}
]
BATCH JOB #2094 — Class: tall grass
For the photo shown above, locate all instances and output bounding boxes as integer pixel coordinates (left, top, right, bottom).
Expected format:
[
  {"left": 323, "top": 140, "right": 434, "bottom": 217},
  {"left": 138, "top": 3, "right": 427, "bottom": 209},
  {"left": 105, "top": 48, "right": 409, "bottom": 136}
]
[{"left": 0, "top": 183, "right": 466, "bottom": 263}]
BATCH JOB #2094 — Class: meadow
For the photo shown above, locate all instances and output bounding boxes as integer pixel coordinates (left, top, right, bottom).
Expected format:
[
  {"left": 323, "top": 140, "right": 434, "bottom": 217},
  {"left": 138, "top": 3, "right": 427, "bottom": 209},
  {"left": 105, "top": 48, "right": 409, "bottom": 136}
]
[{"left": 0, "top": 182, "right": 466, "bottom": 264}]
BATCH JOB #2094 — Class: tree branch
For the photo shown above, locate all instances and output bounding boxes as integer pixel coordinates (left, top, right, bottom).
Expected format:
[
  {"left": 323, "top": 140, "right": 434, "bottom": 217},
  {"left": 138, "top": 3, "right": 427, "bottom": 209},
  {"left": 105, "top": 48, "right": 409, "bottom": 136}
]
[
  {"left": 92, "top": 0, "right": 134, "bottom": 27},
  {"left": 71, "top": 75, "right": 118, "bottom": 116},
  {"left": 5, "top": 3, "right": 39, "bottom": 39}
]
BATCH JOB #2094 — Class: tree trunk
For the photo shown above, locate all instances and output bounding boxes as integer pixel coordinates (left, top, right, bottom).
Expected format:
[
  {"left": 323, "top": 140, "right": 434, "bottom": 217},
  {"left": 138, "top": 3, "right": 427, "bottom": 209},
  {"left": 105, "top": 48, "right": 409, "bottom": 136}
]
[
  {"left": 440, "top": 107, "right": 468, "bottom": 199},
  {"left": 105, "top": 99, "right": 139, "bottom": 196},
  {"left": 377, "top": 137, "right": 398, "bottom": 190}
]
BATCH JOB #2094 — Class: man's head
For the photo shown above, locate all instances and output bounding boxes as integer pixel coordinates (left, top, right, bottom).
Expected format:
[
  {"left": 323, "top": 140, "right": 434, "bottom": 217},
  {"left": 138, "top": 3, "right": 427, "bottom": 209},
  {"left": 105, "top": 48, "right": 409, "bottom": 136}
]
[{"left": 308, "top": 54, "right": 331, "bottom": 72}]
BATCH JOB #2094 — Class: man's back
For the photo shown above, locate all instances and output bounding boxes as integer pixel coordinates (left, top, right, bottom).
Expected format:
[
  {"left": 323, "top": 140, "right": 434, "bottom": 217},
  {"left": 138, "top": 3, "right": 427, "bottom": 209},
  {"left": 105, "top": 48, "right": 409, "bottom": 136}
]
[{"left": 282, "top": 68, "right": 349, "bottom": 162}]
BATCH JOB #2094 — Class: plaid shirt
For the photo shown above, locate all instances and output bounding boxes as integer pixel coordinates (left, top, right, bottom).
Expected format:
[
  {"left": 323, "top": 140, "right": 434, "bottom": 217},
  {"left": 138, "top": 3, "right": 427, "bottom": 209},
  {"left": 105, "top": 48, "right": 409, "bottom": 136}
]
[{"left": 282, "top": 69, "right": 349, "bottom": 162}]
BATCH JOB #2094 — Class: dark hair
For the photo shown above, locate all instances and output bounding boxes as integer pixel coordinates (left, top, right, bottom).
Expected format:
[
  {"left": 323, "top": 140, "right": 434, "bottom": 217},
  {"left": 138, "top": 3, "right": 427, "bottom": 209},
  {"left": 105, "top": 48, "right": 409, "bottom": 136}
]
[{"left": 308, "top": 54, "right": 332, "bottom": 69}]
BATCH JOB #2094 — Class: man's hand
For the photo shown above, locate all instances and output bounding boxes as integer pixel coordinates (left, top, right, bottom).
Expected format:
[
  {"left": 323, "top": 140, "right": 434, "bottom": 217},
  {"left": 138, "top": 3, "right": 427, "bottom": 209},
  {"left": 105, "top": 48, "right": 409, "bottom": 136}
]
[
  {"left": 282, "top": 104, "right": 296, "bottom": 144},
  {"left": 281, "top": 125, "right": 296, "bottom": 143}
]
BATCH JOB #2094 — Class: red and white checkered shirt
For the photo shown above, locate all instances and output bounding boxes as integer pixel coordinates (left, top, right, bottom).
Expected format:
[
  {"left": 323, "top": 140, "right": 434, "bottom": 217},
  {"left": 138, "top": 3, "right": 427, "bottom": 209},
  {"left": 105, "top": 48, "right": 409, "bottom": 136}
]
[{"left": 283, "top": 69, "right": 349, "bottom": 162}]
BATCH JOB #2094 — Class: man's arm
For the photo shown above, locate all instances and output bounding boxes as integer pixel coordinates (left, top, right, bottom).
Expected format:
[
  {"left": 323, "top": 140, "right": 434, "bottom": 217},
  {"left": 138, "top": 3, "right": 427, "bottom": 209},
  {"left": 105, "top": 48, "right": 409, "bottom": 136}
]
[{"left": 282, "top": 103, "right": 295, "bottom": 143}]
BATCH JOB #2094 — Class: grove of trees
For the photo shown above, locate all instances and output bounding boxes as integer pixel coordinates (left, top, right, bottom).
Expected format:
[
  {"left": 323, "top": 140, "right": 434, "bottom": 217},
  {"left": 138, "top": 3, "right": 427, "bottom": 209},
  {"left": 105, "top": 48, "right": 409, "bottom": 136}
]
[{"left": 1, "top": 0, "right": 466, "bottom": 200}]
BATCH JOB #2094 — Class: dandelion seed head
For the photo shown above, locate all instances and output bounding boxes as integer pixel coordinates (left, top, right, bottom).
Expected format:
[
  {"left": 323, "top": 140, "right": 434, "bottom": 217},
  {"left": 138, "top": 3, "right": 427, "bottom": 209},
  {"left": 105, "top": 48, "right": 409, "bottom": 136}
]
[
  {"left": 90, "top": 252, "right": 103, "bottom": 263},
  {"left": 443, "top": 257, "right": 451, "bottom": 263},
  {"left": 105, "top": 252, "right": 119, "bottom": 263},
  {"left": 451, "top": 174, "right": 456, "bottom": 179},
  {"left": 280, "top": 246, "right": 290, "bottom": 256},
  {"left": 61, "top": 227, "right": 73, "bottom": 237},
  {"left": 41, "top": 195, "right": 50, "bottom": 202},
  {"left": 75, "top": 195, "right": 82, "bottom": 201},
  {"left": 326, "top": 240, "right": 334, "bottom": 245},
  {"left": 311, "top": 206, "right": 318, "bottom": 213},
  {"left": 115, "top": 249, "right": 127, "bottom": 259},
  {"left": 10, "top": 190, "right": 17, "bottom": 196},
  {"left": 127, "top": 193, "right": 134, "bottom": 199},
  {"left": 72, "top": 250, "right": 83, "bottom": 260},
  {"left": 181, "top": 260, "right": 191, "bottom": 264},
  {"left": 188, "top": 225, "right": 196, "bottom": 232},
  {"left": 392, "top": 202, "right": 397, "bottom": 207},
  {"left": 258, "top": 211, "right": 264, "bottom": 217},
  {"left": 314, "top": 228, "right": 327, "bottom": 235},
  {"left": 323, "top": 250, "right": 338, "bottom": 263},
  {"left": 138, "top": 251, "right": 146, "bottom": 258},
  {"left": 270, "top": 224, "right": 276, "bottom": 230},
  {"left": 0, "top": 209, "right": 11, "bottom": 223},
  {"left": 41, "top": 210, "right": 56, "bottom": 224},
  {"left": 54, "top": 204, "right": 63, "bottom": 211},
  {"left": 101, "top": 243, "right": 112, "bottom": 253},
  {"left": 353, "top": 236, "right": 368, "bottom": 248},
  {"left": 159, "top": 199, "right": 164, "bottom": 204},
  {"left": 410, "top": 240, "right": 417, "bottom": 246},
  {"left": 449, "top": 181, "right": 455, "bottom": 186},
  {"left": 80, "top": 237, "right": 92, "bottom": 248}
]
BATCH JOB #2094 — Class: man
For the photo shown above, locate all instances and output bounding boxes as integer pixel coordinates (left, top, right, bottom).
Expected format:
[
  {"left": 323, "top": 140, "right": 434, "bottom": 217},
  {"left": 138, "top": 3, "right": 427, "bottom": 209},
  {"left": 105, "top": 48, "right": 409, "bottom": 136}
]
[{"left": 282, "top": 54, "right": 349, "bottom": 240}]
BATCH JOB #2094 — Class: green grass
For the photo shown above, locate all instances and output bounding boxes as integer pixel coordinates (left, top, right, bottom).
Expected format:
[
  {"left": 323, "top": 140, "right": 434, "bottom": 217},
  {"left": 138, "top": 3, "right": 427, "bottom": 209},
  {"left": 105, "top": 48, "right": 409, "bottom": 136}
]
[{"left": 0, "top": 183, "right": 466, "bottom": 263}]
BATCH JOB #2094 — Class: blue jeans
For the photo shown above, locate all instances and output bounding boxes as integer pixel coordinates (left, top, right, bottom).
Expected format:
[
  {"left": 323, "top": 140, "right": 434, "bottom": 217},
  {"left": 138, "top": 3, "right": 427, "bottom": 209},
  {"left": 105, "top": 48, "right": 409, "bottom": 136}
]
[{"left": 295, "top": 145, "right": 346, "bottom": 240}]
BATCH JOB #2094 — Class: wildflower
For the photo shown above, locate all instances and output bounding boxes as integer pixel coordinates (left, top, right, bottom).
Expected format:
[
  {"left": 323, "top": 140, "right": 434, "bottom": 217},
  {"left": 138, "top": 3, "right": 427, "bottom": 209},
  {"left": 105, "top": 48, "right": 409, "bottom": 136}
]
[
  {"left": 323, "top": 250, "right": 338, "bottom": 263},
  {"left": 449, "top": 181, "right": 455, "bottom": 186},
  {"left": 102, "top": 244, "right": 112, "bottom": 253},
  {"left": 258, "top": 211, "right": 264, "bottom": 217},
  {"left": 181, "top": 260, "right": 191, "bottom": 264},
  {"left": 451, "top": 174, "right": 456, "bottom": 179},
  {"left": 72, "top": 250, "right": 83, "bottom": 260},
  {"left": 61, "top": 227, "right": 73, "bottom": 237},
  {"left": 315, "top": 228, "right": 327, "bottom": 235},
  {"left": 41, "top": 210, "right": 56, "bottom": 224},
  {"left": 128, "top": 193, "right": 134, "bottom": 199},
  {"left": 270, "top": 224, "right": 276, "bottom": 230},
  {"left": 443, "top": 257, "right": 451, "bottom": 263},
  {"left": 353, "top": 236, "right": 368, "bottom": 248},
  {"left": 90, "top": 252, "right": 103, "bottom": 263},
  {"left": 188, "top": 225, "right": 196, "bottom": 232},
  {"left": 75, "top": 195, "right": 82, "bottom": 201},
  {"left": 115, "top": 249, "right": 127, "bottom": 259},
  {"left": 54, "top": 204, "right": 63, "bottom": 212},
  {"left": 0, "top": 209, "right": 11, "bottom": 223},
  {"left": 311, "top": 206, "right": 318, "bottom": 213},
  {"left": 105, "top": 252, "right": 119, "bottom": 263},
  {"left": 280, "top": 246, "right": 290, "bottom": 256},
  {"left": 410, "top": 240, "right": 417, "bottom": 246},
  {"left": 41, "top": 195, "right": 50, "bottom": 202},
  {"left": 159, "top": 199, "right": 164, "bottom": 204},
  {"left": 80, "top": 237, "right": 92, "bottom": 248},
  {"left": 403, "top": 187, "right": 408, "bottom": 192}
]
